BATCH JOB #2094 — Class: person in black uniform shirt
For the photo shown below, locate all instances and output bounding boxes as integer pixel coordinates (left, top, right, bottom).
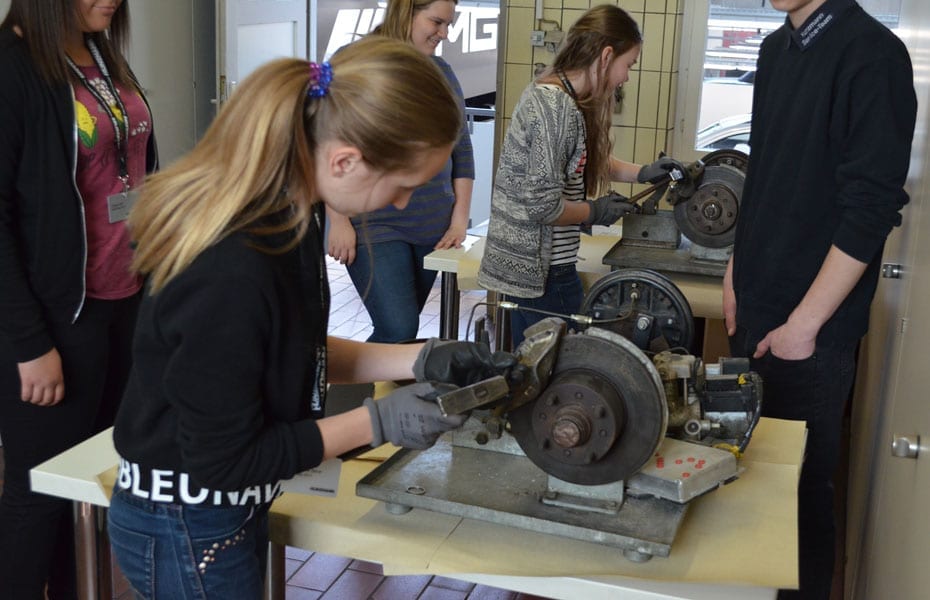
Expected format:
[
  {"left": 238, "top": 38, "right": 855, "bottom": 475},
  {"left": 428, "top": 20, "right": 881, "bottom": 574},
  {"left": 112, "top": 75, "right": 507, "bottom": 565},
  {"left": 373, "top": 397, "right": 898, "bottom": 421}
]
[
  {"left": 106, "top": 37, "right": 516, "bottom": 599},
  {"left": 723, "top": 1, "right": 916, "bottom": 598}
]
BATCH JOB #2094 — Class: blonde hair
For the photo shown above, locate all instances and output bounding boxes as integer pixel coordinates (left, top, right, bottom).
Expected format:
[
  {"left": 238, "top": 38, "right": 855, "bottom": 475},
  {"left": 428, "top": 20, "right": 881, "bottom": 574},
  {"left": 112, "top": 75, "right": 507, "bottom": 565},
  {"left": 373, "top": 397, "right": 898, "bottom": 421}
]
[
  {"left": 130, "top": 36, "right": 462, "bottom": 293},
  {"left": 375, "top": 0, "right": 458, "bottom": 41},
  {"left": 546, "top": 5, "right": 642, "bottom": 197}
]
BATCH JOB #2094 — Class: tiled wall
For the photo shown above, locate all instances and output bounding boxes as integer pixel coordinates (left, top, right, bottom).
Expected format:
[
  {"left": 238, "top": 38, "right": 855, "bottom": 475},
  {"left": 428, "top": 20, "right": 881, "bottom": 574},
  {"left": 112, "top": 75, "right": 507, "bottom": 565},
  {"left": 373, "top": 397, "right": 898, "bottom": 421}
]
[{"left": 499, "top": 0, "right": 683, "bottom": 197}]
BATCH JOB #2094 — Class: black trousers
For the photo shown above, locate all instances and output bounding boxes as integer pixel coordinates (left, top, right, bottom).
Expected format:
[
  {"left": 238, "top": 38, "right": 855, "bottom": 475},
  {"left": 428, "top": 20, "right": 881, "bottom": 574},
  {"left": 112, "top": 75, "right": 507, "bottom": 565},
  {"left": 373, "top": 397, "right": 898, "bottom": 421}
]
[
  {"left": 730, "top": 326, "right": 857, "bottom": 600},
  {"left": 0, "top": 294, "right": 140, "bottom": 599}
]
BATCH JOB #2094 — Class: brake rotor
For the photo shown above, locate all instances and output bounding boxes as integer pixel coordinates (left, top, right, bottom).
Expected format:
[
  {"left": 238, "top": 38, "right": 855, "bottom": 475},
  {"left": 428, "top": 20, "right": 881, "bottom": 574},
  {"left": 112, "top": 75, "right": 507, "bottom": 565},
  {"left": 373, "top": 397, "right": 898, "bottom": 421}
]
[
  {"left": 673, "top": 164, "right": 744, "bottom": 249},
  {"left": 579, "top": 268, "right": 695, "bottom": 353},
  {"left": 508, "top": 329, "right": 667, "bottom": 485},
  {"left": 701, "top": 148, "right": 749, "bottom": 171}
]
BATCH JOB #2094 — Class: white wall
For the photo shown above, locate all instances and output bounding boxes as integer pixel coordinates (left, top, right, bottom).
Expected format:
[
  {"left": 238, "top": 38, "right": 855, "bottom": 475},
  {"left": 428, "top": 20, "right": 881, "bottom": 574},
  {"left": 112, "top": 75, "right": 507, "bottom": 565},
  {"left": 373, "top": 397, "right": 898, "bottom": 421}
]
[
  {"left": 0, "top": 0, "right": 9, "bottom": 20},
  {"left": 128, "top": 1, "right": 215, "bottom": 165}
]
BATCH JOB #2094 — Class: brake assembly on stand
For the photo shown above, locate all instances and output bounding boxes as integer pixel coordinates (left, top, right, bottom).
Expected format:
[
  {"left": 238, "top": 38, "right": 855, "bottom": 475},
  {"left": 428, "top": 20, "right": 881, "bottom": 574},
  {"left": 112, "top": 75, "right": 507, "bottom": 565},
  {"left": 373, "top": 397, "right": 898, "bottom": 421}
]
[
  {"left": 602, "top": 149, "right": 749, "bottom": 277},
  {"left": 357, "top": 274, "right": 763, "bottom": 562}
]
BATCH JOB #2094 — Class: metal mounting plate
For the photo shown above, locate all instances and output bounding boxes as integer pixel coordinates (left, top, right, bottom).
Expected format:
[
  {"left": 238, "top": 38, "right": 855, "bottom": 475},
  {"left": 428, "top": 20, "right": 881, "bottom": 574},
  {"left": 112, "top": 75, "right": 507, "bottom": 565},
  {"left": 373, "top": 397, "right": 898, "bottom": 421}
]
[{"left": 356, "top": 440, "right": 687, "bottom": 559}]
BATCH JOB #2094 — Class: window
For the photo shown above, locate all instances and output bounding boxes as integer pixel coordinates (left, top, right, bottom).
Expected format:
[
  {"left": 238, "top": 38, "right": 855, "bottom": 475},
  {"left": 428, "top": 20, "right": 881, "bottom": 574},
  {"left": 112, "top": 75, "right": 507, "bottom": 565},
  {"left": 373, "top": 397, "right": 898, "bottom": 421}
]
[{"left": 674, "top": 0, "right": 902, "bottom": 160}]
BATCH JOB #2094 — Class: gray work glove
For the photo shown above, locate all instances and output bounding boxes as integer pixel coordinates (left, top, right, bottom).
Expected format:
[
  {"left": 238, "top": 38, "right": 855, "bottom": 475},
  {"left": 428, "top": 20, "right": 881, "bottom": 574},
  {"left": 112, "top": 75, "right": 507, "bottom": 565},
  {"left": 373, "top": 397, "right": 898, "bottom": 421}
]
[
  {"left": 413, "top": 338, "right": 525, "bottom": 387},
  {"left": 584, "top": 192, "right": 636, "bottom": 226},
  {"left": 364, "top": 382, "right": 467, "bottom": 449},
  {"left": 637, "top": 156, "right": 688, "bottom": 184}
]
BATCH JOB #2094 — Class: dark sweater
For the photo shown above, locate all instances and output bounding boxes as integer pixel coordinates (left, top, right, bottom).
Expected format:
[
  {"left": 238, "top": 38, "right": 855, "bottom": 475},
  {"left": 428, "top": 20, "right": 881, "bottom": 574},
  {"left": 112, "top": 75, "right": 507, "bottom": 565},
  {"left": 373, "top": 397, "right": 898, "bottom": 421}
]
[
  {"left": 0, "top": 28, "right": 158, "bottom": 361},
  {"left": 113, "top": 208, "right": 329, "bottom": 502},
  {"left": 732, "top": 0, "right": 916, "bottom": 346}
]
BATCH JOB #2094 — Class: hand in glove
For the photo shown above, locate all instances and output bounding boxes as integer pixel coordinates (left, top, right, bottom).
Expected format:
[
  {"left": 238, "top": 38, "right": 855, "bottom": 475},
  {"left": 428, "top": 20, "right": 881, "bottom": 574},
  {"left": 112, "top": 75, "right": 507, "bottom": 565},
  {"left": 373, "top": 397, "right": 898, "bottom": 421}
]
[
  {"left": 413, "top": 338, "right": 525, "bottom": 387},
  {"left": 364, "top": 382, "right": 467, "bottom": 449},
  {"left": 584, "top": 192, "right": 636, "bottom": 226},
  {"left": 637, "top": 156, "right": 688, "bottom": 184}
]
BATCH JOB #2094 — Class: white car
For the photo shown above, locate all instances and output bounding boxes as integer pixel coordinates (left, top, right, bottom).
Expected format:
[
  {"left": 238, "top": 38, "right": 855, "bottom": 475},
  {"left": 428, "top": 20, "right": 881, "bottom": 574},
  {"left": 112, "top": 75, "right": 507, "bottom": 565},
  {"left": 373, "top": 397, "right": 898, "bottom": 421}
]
[{"left": 696, "top": 113, "right": 752, "bottom": 153}]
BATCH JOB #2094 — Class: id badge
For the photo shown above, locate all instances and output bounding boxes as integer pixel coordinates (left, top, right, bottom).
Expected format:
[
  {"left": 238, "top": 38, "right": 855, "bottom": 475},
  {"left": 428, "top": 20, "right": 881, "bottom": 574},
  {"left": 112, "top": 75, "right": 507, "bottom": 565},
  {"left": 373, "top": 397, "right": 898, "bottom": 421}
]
[{"left": 106, "top": 189, "right": 140, "bottom": 223}]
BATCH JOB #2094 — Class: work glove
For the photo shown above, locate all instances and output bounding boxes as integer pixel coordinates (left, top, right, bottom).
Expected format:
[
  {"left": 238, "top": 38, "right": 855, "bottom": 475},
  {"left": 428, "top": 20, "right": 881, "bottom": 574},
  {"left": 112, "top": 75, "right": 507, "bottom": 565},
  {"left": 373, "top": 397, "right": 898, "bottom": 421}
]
[
  {"left": 637, "top": 156, "right": 688, "bottom": 184},
  {"left": 364, "top": 382, "right": 467, "bottom": 449},
  {"left": 413, "top": 338, "right": 525, "bottom": 387},
  {"left": 584, "top": 192, "right": 636, "bottom": 226}
]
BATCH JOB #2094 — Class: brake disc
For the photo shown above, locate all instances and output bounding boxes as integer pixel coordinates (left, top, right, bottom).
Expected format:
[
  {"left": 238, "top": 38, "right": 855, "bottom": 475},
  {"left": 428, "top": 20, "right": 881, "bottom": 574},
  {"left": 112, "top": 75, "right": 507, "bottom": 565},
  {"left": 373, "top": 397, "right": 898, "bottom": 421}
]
[
  {"left": 579, "top": 268, "right": 695, "bottom": 353},
  {"left": 701, "top": 148, "right": 749, "bottom": 171},
  {"left": 508, "top": 329, "right": 667, "bottom": 485},
  {"left": 673, "top": 164, "right": 744, "bottom": 249}
]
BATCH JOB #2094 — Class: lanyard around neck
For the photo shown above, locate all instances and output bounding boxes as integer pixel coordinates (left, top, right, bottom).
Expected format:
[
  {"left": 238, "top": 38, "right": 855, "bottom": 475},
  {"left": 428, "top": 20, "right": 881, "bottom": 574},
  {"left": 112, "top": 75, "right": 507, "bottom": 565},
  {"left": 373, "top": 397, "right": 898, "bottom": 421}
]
[
  {"left": 66, "top": 38, "right": 131, "bottom": 187},
  {"left": 556, "top": 68, "right": 578, "bottom": 101}
]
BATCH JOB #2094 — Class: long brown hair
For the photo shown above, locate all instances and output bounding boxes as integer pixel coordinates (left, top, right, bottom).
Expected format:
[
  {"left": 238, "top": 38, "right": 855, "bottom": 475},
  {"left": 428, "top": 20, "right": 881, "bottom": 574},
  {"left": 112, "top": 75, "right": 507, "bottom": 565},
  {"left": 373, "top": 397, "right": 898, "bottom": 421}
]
[
  {"left": 373, "top": 0, "right": 458, "bottom": 40},
  {"left": 547, "top": 5, "right": 642, "bottom": 197},
  {"left": 1, "top": 0, "right": 133, "bottom": 86},
  {"left": 130, "top": 36, "right": 462, "bottom": 293}
]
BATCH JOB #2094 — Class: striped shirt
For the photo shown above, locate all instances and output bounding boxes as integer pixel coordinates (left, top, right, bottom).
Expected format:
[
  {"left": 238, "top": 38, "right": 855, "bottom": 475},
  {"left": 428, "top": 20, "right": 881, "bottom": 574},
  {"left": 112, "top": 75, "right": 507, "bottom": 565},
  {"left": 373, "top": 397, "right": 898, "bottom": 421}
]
[{"left": 551, "top": 135, "right": 585, "bottom": 266}]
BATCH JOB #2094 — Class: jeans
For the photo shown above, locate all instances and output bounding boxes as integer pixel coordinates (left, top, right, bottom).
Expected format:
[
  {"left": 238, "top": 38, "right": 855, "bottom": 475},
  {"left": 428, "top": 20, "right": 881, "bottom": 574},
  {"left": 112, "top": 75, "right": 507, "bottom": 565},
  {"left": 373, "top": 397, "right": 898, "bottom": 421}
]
[
  {"left": 348, "top": 240, "right": 437, "bottom": 342},
  {"left": 108, "top": 489, "right": 270, "bottom": 599},
  {"left": 729, "top": 326, "right": 856, "bottom": 600},
  {"left": 0, "top": 294, "right": 140, "bottom": 600},
  {"left": 507, "top": 263, "right": 584, "bottom": 347}
]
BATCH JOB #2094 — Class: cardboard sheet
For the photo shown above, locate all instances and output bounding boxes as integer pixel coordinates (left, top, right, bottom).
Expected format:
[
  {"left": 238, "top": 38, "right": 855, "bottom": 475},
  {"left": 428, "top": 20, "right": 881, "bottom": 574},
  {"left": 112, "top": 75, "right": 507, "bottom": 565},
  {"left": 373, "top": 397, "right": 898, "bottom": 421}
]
[
  {"left": 35, "top": 403, "right": 803, "bottom": 594},
  {"left": 267, "top": 418, "right": 804, "bottom": 589}
]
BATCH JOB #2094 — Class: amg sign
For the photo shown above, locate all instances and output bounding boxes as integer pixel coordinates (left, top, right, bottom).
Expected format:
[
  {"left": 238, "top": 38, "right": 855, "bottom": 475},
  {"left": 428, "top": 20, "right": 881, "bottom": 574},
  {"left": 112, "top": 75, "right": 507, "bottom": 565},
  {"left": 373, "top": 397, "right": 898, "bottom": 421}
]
[{"left": 315, "top": 1, "right": 499, "bottom": 100}]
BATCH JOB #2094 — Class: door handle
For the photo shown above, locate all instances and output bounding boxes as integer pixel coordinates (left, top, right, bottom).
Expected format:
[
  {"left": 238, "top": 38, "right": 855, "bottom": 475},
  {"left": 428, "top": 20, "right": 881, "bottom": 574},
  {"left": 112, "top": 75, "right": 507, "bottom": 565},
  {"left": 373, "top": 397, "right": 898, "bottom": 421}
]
[
  {"left": 882, "top": 263, "right": 903, "bottom": 279},
  {"left": 891, "top": 434, "right": 920, "bottom": 459}
]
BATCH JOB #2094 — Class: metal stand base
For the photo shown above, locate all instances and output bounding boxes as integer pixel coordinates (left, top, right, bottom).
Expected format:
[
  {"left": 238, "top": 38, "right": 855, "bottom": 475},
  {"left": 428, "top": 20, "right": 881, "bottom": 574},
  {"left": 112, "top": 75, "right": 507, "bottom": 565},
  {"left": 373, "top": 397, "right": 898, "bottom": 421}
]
[
  {"left": 606, "top": 212, "right": 729, "bottom": 277},
  {"left": 356, "top": 440, "right": 688, "bottom": 560},
  {"left": 604, "top": 237, "right": 729, "bottom": 278}
]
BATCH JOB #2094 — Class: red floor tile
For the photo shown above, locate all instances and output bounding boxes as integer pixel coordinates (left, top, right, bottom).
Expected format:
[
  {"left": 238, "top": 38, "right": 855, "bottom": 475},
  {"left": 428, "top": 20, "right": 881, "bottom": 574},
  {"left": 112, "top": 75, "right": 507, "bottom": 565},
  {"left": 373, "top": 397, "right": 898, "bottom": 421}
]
[
  {"left": 319, "top": 568, "right": 383, "bottom": 599},
  {"left": 419, "top": 585, "right": 470, "bottom": 600},
  {"left": 370, "top": 574, "right": 432, "bottom": 600},
  {"left": 287, "top": 552, "right": 352, "bottom": 591},
  {"left": 468, "top": 585, "right": 519, "bottom": 600},
  {"left": 430, "top": 575, "right": 476, "bottom": 593}
]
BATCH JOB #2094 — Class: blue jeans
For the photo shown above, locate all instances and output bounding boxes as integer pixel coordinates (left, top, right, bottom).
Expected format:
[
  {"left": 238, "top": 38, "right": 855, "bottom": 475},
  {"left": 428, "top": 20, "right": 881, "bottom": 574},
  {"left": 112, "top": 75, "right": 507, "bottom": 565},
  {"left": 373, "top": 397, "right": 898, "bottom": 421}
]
[
  {"left": 507, "top": 263, "right": 584, "bottom": 347},
  {"left": 108, "top": 489, "right": 269, "bottom": 599},
  {"left": 729, "top": 326, "right": 856, "bottom": 600},
  {"left": 348, "top": 240, "right": 437, "bottom": 342}
]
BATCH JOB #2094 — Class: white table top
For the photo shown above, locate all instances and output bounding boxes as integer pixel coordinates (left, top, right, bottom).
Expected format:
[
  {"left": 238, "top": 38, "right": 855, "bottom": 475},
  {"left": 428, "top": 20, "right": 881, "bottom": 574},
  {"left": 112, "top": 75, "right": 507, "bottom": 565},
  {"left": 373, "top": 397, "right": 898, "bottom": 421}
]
[
  {"left": 424, "top": 235, "right": 725, "bottom": 319},
  {"left": 31, "top": 417, "right": 804, "bottom": 600}
]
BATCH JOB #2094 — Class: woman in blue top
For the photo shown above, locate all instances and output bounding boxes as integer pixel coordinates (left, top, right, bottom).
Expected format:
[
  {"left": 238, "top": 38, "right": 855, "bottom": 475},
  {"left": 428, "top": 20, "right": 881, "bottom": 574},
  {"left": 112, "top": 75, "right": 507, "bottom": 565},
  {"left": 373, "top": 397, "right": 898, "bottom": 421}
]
[{"left": 326, "top": 0, "right": 475, "bottom": 343}]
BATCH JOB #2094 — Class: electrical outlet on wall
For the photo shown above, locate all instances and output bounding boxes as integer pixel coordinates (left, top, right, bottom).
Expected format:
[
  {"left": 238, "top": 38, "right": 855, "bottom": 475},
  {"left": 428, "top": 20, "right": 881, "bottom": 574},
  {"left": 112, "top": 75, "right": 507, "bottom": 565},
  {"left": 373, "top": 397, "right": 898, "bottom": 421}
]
[
  {"left": 530, "top": 30, "right": 545, "bottom": 46},
  {"left": 544, "top": 29, "right": 564, "bottom": 52},
  {"left": 543, "top": 30, "right": 564, "bottom": 45}
]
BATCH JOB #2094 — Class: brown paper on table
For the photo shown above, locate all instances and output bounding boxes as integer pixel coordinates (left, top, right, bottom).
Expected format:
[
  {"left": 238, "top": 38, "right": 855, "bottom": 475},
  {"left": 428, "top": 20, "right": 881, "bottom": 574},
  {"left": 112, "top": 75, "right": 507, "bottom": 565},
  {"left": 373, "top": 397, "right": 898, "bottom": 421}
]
[{"left": 266, "top": 417, "right": 804, "bottom": 589}]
